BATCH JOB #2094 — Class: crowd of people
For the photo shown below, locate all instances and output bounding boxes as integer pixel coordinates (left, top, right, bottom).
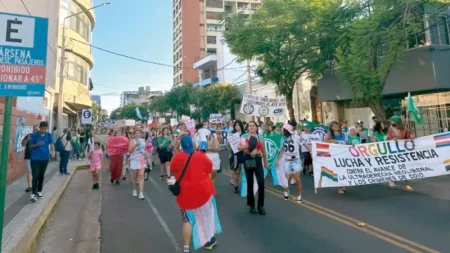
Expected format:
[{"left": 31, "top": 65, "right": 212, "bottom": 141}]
[{"left": 21, "top": 115, "right": 415, "bottom": 253}]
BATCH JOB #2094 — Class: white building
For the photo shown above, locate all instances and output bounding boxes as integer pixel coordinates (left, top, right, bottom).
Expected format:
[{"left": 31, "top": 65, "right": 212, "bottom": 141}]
[{"left": 120, "top": 86, "right": 151, "bottom": 107}]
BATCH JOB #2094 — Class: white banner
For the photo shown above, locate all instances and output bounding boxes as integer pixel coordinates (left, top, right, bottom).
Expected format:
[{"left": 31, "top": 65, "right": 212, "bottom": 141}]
[
  {"left": 209, "top": 113, "right": 222, "bottom": 123},
  {"left": 312, "top": 132, "right": 450, "bottom": 189},
  {"left": 240, "top": 94, "right": 286, "bottom": 117},
  {"left": 81, "top": 109, "right": 92, "bottom": 124}
]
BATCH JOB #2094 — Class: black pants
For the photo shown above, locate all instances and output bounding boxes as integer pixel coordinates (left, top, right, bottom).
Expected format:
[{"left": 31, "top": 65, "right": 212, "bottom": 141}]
[
  {"left": 30, "top": 159, "right": 49, "bottom": 195},
  {"left": 244, "top": 155, "right": 265, "bottom": 208}
]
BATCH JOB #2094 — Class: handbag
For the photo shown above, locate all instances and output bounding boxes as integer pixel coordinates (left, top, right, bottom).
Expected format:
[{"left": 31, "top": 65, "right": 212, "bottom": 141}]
[
  {"left": 168, "top": 152, "right": 194, "bottom": 196},
  {"left": 244, "top": 157, "right": 257, "bottom": 169}
]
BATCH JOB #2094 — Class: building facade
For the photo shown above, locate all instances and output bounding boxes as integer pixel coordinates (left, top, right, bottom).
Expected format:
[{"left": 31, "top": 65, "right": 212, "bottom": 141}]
[
  {"left": 120, "top": 86, "right": 151, "bottom": 107},
  {"left": 0, "top": 0, "right": 60, "bottom": 182},
  {"left": 173, "top": 0, "right": 261, "bottom": 87},
  {"left": 90, "top": 94, "right": 101, "bottom": 105},
  {"left": 56, "top": 0, "right": 96, "bottom": 129},
  {"left": 315, "top": 4, "right": 450, "bottom": 136}
]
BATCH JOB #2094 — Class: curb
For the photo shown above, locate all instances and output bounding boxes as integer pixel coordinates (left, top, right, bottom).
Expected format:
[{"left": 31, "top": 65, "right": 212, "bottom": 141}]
[{"left": 12, "top": 164, "right": 83, "bottom": 253}]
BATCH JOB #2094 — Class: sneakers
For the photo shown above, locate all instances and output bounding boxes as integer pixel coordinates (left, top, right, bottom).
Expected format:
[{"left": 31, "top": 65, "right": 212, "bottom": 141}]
[
  {"left": 25, "top": 187, "right": 31, "bottom": 192},
  {"left": 92, "top": 183, "right": 99, "bottom": 190},
  {"left": 132, "top": 190, "right": 137, "bottom": 197},
  {"left": 283, "top": 190, "right": 289, "bottom": 200},
  {"left": 249, "top": 207, "right": 257, "bottom": 214},
  {"left": 233, "top": 186, "right": 239, "bottom": 194},
  {"left": 204, "top": 237, "right": 217, "bottom": 250},
  {"left": 258, "top": 207, "right": 266, "bottom": 215},
  {"left": 64, "top": 172, "right": 71, "bottom": 176},
  {"left": 122, "top": 176, "right": 126, "bottom": 181},
  {"left": 37, "top": 192, "right": 43, "bottom": 198},
  {"left": 30, "top": 194, "right": 38, "bottom": 202},
  {"left": 297, "top": 195, "right": 303, "bottom": 203},
  {"left": 115, "top": 180, "right": 120, "bottom": 185},
  {"left": 138, "top": 192, "right": 144, "bottom": 200}
]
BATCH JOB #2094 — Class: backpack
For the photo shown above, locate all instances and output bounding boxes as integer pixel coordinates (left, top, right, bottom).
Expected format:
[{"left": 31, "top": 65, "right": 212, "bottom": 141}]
[{"left": 55, "top": 134, "right": 68, "bottom": 152}]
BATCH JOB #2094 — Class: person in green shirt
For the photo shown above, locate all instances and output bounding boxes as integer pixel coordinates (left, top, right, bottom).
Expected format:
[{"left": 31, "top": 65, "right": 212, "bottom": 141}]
[
  {"left": 263, "top": 124, "right": 273, "bottom": 138},
  {"left": 157, "top": 127, "right": 173, "bottom": 180},
  {"left": 70, "top": 129, "right": 81, "bottom": 159},
  {"left": 371, "top": 121, "right": 387, "bottom": 142},
  {"left": 271, "top": 122, "right": 283, "bottom": 137},
  {"left": 347, "top": 126, "right": 361, "bottom": 145}
]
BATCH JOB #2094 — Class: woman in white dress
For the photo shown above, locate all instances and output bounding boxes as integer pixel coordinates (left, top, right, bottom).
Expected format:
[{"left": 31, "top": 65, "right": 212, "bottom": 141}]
[{"left": 128, "top": 129, "right": 146, "bottom": 200}]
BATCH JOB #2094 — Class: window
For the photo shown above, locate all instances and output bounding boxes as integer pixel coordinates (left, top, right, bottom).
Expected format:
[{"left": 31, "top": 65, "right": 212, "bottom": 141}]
[
  {"left": 207, "top": 49, "right": 216, "bottom": 55},
  {"left": 429, "top": 16, "right": 450, "bottom": 45},
  {"left": 207, "top": 36, "right": 216, "bottom": 44},
  {"left": 206, "top": 12, "right": 217, "bottom": 20},
  {"left": 200, "top": 23, "right": 205, "bottom": 27},
  {"left": 207, "top": 24, "right": 221, "bottom": 32},
  {"left": 68, "top": 3, "right": 91, "bottom": 41},
  {"left": 206, "top": 0, "right": 223, "bottom": 8}
]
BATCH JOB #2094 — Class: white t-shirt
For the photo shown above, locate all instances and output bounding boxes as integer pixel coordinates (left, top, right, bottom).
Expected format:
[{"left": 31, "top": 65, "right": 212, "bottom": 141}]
[
  {"left": 283, "top": 134, "right": 304, "bottom": 158},
  {"left": 300, "top": 132, "right": 320, "bottom": 152}
]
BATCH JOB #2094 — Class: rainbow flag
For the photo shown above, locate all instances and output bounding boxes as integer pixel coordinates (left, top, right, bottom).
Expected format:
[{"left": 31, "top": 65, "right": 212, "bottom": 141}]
[
  {"left": 185, "top": 196, "right": 222, "bottom": 250},
  {"left": 433, "top": 132, "right": 450, "bottom": 148},
  {"left": 321, "top": 166, "right": 338, "bottom": 182}
]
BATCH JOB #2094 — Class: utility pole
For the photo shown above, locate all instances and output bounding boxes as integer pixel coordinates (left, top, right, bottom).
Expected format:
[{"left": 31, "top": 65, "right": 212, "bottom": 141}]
[{"left": 247, "top": 59, "right": 255, "bottom": 122}]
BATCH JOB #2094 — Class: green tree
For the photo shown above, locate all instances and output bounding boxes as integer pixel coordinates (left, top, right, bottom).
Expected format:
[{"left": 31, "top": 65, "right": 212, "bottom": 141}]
[
  {"left": 164, "top": 83, "right": 195, "bottom": 116},
  {"left": 148, "top": 96, "right": 170, "bottom": 117},
  {"left": 110, "top": 103, "right": 148, "bottom": 121},
  {"left": 335, "top": 0, "right": 449, "bottom": 120},
  {"left": 221, "top": 0, "right": 341, "bottom": 121},
  {"left": 192, "top": 83, "right": 241, "bottom": 119}
]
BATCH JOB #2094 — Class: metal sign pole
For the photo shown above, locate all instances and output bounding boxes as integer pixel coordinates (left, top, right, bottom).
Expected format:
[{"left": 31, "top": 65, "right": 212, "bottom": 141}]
[{"left": 0, "top": 96, "right": 13, "bottom": 247}]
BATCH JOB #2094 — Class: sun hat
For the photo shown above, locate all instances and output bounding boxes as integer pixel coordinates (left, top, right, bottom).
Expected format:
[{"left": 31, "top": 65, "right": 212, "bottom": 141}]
[{"left": 283, "top": 123, "right": 294, "bottom": 134}]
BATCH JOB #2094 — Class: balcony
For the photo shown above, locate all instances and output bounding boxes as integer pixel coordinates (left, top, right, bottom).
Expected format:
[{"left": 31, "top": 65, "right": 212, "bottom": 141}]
[
  {"left": 194, "top": 77, "right": 219, "bottom": 88},
  {"left": 193, "top": 54, "right": 217, "bottom": 70}
]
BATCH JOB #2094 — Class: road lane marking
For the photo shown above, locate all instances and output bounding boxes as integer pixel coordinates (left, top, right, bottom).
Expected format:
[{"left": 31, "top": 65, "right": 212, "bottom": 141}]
[
  {"left": 221, "top": 171, "right": 439, "bottom": 253},
  {"left": 144, "top": 195, "right": 181, "bottom": 252}
]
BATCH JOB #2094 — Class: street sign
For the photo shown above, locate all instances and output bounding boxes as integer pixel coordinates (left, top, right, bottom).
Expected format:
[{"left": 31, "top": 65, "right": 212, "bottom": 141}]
[
  {"left": 0, "top": 12, "right": 49, "bottom": 97},
  {"left": 81, "top": 109, "right": 92, "bottom": 124}
]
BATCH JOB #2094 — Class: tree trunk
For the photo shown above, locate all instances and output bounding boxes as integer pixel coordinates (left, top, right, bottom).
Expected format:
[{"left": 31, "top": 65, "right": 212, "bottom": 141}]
[
  {"left": 286, "top": 92, "right": 296, "bottom": 122},
  {"left": 369, "top": 99, "right": 386, "bottom": 122}
]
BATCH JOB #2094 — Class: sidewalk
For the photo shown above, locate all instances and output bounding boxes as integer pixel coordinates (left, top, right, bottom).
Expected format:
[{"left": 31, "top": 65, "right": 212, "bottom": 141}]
[
  {"left": 2, "top": 159, "right": 86, "bottom": 253},
  {"left": 34, "top": 168, "right": 101, "bottom": 253}
]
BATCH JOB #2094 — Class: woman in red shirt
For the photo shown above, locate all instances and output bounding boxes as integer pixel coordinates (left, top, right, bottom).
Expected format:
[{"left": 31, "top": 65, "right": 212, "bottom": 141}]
[
  {"left": 170, "top": 134, "right": 221, "bottom": 253},
  {"left": 386, "top": 116, "right": 414, "bottom": 191}
]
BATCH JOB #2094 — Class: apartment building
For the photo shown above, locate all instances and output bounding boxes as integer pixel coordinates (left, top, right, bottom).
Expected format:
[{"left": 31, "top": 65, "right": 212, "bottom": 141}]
[
  {"left": 120, "top": 86, "right": 152, "bottom": 107},
  {"left": 172, "top": 0, "right": 261, "bottom": 87}
]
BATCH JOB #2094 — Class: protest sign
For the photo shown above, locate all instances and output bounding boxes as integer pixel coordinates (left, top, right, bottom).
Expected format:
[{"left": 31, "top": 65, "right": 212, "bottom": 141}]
[
  {"left": 312, "top": 132, "right": 450, "bottom": 189},
  {"left": 240, "top": 94, "right": 286, "bottom": 117},
  {"left": 186, "top": 119, "right": 195, "bottom": 134},
  {"left": 227, "top": 133, "right": 240, "bottom": 154},
  {"left": 209, "top": 114, "right": 223, "bottom": 123},
  {"left": 170, "top": 118, "right": 178, "bottom": 126},
  {"left": 181, "top": 115, "right": 191, "bottom": 121},
  {"left": 107, "top": 136, "right": 129, "bottom": 156},
  {"left": 158, "top": 118, "right": 166, "bottom": 124}
]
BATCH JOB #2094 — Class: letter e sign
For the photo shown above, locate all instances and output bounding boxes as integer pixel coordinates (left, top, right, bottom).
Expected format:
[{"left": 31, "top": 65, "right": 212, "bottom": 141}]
[{"left": 0, "top": 14, "right": 35, "bottom": 48}]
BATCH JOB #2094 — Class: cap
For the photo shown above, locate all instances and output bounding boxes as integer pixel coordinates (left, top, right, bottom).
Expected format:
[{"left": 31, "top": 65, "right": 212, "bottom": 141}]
[
  {"left": 283, "top": 123, "right": 294, "bottom": 134},
  {"left": 391, "top": 115, "right": 401, "bottom": 123},
  {"left": 275, "top": 122, "right": 282, "bottom": 128}
]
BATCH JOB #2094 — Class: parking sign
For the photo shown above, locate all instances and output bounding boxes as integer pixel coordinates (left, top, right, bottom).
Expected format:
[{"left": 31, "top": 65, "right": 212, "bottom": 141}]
[{"left": 0, "top": 12, "right": 48, "bottom": 97}]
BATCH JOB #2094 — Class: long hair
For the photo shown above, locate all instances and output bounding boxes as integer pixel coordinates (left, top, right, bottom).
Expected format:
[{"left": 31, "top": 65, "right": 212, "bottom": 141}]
[
  {"left": 233, "top": 120, "right": 245, "bottom": 135},
  {"left": 395, "top": 120, "right": 406, "bottom": 131},
  {"left": 247, "top": 121, "right": 258, "bottom": 134},
  {"left": 373, "top": 121, "right": 383, "bottom": 134},
  {"left": 329, "top": 121, "right": 342, "bottom": 139}
]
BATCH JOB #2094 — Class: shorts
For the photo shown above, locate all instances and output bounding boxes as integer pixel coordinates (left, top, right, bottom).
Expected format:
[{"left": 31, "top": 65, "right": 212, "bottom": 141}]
[
  {"left": 158, "top": 148, "right": 172, "bottom": 164},
  {"left": 180, "top": 209, "right": 190, "bottom": 223},
  {"left": 206, "top": 152, "right": 221, "bottom": 171},
  {"left": 229, "top": 151, "right": 244, "bottom": 170},
  {"left": 302, "top": 152, "right": 312, "bottom": 166},
  {"left": 283, "top": 159, "right": 302, "bottom": 174},
  {"left": 25, "top": 159, "right": 31, "bottom": 173}
]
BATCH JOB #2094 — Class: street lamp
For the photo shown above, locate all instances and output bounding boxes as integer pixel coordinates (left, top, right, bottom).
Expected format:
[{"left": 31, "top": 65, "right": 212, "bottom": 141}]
[{"left": 57, "top": 2, "right": 110, "bottom": 136}]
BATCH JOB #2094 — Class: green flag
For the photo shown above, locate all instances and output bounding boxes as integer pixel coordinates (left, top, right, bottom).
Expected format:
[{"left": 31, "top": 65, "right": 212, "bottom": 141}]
[{"left": 407, "top": 92, "right": 423, "bottom": 125}]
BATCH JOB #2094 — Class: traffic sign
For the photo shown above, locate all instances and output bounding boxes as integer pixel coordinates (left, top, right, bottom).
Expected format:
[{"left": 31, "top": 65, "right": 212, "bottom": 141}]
[
  {"left": 81, "top": 109, "right": 92, "bottom": 124},
  {"left": 0, "top": 12, "right": 48, "bottom": 97}
]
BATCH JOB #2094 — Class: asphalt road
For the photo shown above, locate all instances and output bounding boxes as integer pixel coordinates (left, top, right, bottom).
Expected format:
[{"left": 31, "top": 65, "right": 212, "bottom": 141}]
[{"left": 100, "top": 151, "right": 449, "bottom": 253}]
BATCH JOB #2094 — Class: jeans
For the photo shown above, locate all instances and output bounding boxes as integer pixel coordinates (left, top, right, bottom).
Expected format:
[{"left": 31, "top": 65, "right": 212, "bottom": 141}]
[
  {"left": 244, "top": 155, "right": 265, "bottom": 208},
  {"left": 59, "top": 150, "right": 70, "bottom": 174},
  {"left": 72, "top": 145, "right": 80, "bottom": 159},
  {"left": 30, "top": 160, "right": 49, "bottom": 195}
]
